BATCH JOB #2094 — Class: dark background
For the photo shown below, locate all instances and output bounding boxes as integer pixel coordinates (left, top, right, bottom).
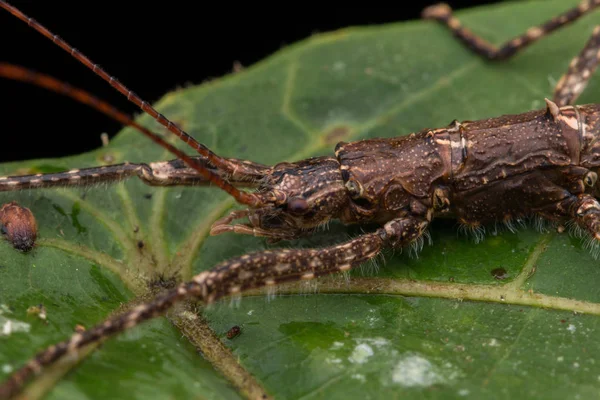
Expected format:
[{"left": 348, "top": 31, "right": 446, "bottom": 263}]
[{"left": 1, "top": 1, "right": 502, "bottom": 163}]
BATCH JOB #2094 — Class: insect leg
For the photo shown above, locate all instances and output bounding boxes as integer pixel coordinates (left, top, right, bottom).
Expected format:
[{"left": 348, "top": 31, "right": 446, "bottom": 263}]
[
  {"left": 422, "top": 0, "right": 600, "bottom": 60},
  {"left": 553, "top": 26, "right": 600, "bottom": 106},
  {"left": 567, "top": 194, "right": 600, "bottom": 249},
  {"left": 0, "top": 158, "right": 268, "bottom": 192},
  {"left": 0, "top": 215, "right": 429, "bottom": 399}
]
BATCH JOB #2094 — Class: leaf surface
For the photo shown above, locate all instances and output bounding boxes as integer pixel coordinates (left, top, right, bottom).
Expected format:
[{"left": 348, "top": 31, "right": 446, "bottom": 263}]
[{"left": 1, "top": 1, "right": 600, "bottom": 398}]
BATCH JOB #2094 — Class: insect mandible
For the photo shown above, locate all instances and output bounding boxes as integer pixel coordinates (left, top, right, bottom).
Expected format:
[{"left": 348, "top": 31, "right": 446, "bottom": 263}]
[{"left": 1, "top": 0, "right": 600, "bottom": 398}]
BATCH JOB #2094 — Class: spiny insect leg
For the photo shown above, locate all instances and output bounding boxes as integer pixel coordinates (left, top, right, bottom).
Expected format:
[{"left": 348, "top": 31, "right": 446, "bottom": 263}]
[
  {"left": 210, "top": 209, "right": 303, "bottom": 241},
  {"left": 422, "top": 0, "right": 600, "bottom": 60},
  {"left": 0, "top": 163, "right": 146, "bottom": 192},
  {"left": 553, "top": 25, "right": 600, "bottom": 106},
  {"left": 210, "top": 212, "right": 296, "bottom": 240},
  {"left": 211, "top": 224, "right": 298, "bottom": 241},
  {"left": 0, "top": 157, "right": 269, "bottom": 192},
  {"left": 0, "top": 215, "right": 429, "bottom": 399},
  {"left": 0, "top": 63, "right": 270, "bottom": 191},
  {"left": 567, "top": 194, "right": 600, "bottom": 256},
  {"left": 535, "top": 189, "right": 600, "bottom": 256}
]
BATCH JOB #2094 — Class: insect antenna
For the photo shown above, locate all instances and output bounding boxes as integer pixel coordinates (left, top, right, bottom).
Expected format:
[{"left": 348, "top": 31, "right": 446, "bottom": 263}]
[
  {"left": 0, "top": 63, "right": 261, "bottom": 204},
  {"left": 0, "top": 1, "right": 267, "bottom": 207}
]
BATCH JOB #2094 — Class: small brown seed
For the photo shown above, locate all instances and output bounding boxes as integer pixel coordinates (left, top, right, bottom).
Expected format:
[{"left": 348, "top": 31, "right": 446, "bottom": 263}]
[
  {"left": 226, "top": 325, "right": 241, "bottom": 339},
  {"left": 0, "top": 201, "right": 38, "bottom": 252}
]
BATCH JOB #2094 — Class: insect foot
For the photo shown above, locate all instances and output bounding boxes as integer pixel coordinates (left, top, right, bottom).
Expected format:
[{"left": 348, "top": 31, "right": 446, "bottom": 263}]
[
  {"left": 0, "top": 201, "right": 37, "bottom": 252},
  {"left": 571, "top": 194, "right": 600, "bottom": 253}
]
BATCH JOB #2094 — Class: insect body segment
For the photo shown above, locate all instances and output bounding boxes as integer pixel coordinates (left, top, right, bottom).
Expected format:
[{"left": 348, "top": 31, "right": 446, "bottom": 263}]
[
  {"left": 212, "top": 156, "right": 350, "bottom": 241},
  {"left": 1, "top": 1, "right": 600, "bottom": 399}
]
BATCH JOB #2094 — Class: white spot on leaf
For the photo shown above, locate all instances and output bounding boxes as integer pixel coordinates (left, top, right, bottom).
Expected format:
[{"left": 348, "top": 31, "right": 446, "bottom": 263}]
[
  {"left": 0, "top": 304, "right": 30, "bottom": 337},
  {"left": 357, "top": 337, "right": 390, "bottom": 348},
  {"left": 330, "top": 341, "right": 344, "bottom": 350},
  {"left": 348, "top": 343, "right": 374, "bottom": 364},
  {"left": 332, "top": 61, "right": 346, "bottom": 72},
  {"left": 391, "top": 353, "right": 460, "bottom": 388}
]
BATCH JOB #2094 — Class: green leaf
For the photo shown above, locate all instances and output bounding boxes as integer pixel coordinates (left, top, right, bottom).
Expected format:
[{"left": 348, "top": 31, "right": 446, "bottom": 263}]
[{"left": 1, "top": 0, "right": 600, "bottom": 398}]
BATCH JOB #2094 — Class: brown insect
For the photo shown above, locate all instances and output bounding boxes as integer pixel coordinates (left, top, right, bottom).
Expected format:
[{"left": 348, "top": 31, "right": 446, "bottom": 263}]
[
  {"left": 0, "top": 0, "right": 599, "bottom": 398},
  {"left": 226, "top": 325, "right": 242, "bottom": 340},
  {"left": 0, "top": 201, "right": 37, "bottom": 252}
]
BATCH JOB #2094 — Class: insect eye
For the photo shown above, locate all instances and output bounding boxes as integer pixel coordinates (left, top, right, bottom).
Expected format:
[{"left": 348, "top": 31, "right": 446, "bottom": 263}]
[
  {"left": 287, "top": 197, "right": 309, "bottom": 215},
  {"left": 345, "top": 179, "right": 363, "bottom": 198},
  {"left": 584, "top": 172, "right": 598, "bottom": 187}
]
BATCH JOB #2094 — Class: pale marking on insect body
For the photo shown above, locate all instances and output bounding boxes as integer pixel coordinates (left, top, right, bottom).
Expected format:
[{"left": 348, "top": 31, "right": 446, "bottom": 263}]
[
  {"left": 275, "top": 264, "right": 290, "bottom": 273},
  {"left": 526, "top": 26, "right": 544, "bottom": 40},
  {"left": 579, "top": 1, "right": 591, "bottom": 12},
  {"left": 338, "top": 264, "right": 352, "bottom": 271},
  {"left": 192, "top": 271, "right": 210, "bottom": 284},
  {"left": 238, "top": 271, "right": 253, "bottom": 280},
  {"left": 67, "top": 333, "right": 83, "bottom": 352}
]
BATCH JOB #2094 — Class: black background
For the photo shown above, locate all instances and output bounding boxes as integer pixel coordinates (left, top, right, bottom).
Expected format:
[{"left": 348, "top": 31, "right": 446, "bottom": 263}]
[{"left": 1, "top": 1, "right": 502, "bottom": 162}]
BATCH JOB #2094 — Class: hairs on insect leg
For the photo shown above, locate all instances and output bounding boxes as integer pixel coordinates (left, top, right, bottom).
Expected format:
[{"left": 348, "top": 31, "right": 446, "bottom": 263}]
[
  {"left": 582, "top": 234, "right": 600, "bottom": 260},
  {"left": 228, "top": 293, "right": 243, "bottom": 309},
  {"left": 562, "top": 219, "right": 600, "bottom": 259},
  {"left": 565, "top": 219, "right": 586, "bottom": 240},
  {"left": 339, "top": 269, "right": 352, "bottom": 285},
  {"left": 533, "top": 215, "right": 552, "bottom": 233},
  {"left": 408, "top": 235, "right": 425, "bottom": 258},
  {"left": 265, "top": 284, "right": 279, "bottom": 303},
  {"left": 362, "top": 256, "right": 381, "bottom": 276},
  {"left": 456, "top": 222, "right": 468, "bottom": 240},
  {"left": 303, "top": 280, "right": 321, "bottom": 295},
  {"left": 503, "top": 217, "right": 517, "bottom": 234},
  {"left": 457, "top": 222, "right": 486, "bottom": 244},
  {"left": 516, "top": 217, "right": 528, "bottom": 230}
]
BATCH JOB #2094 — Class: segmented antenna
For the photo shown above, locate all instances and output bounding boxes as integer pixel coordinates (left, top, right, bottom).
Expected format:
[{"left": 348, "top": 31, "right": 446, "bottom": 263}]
[{"left": 0, "top": 1, "right": 264, "bottom": 207}]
